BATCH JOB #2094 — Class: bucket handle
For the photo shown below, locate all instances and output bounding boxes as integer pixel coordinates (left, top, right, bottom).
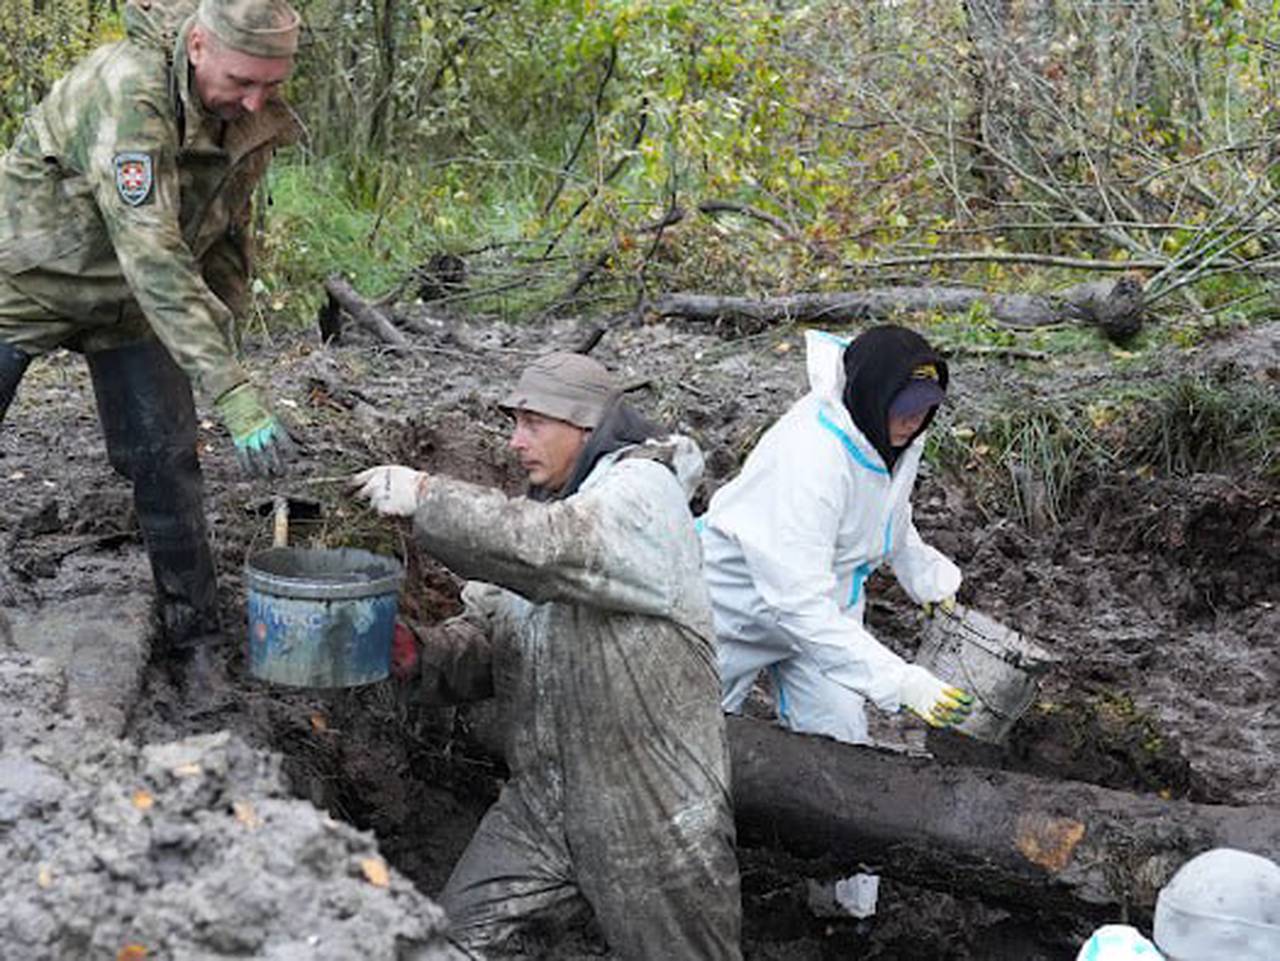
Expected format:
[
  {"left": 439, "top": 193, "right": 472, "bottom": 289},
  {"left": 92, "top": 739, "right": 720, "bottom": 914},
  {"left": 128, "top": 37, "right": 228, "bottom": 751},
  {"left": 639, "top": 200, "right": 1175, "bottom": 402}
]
[{"left": 951, "top": 642, "right": 1039, "bottom": 723}]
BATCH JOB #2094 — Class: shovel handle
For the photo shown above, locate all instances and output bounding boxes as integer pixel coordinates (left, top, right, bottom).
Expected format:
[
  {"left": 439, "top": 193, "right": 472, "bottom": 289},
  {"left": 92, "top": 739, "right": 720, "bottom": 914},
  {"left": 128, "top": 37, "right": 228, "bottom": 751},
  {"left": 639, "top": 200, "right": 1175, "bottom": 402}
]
[{"left": 272, "top": 496, "right": 289, "bottom": 548}]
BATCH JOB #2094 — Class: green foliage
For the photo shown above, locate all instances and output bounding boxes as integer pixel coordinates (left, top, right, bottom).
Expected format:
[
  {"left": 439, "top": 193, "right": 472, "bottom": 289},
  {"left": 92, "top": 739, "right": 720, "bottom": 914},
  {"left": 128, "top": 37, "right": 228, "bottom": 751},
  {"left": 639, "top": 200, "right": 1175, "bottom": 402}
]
[
  {"left": 931, "top": 401, "right": 1115, "bottom": 528},
  {"left": 1127, "top": 374, "right": 1280, "bottom": 479},
  {"left": 931, "top": 369, "right": 1280, "bottom": 529},
  {"left": 11, "top": 0, "right": 1280, "bottom": 340},
  {"left": 277, "top": 0, "right": 1280, "bottom": 320},
  {"left": 256, "top": 156, "right": 553, "bottom": 324},
  {"left": 0, "top": 0, "right": 122, "bottom": 143}
]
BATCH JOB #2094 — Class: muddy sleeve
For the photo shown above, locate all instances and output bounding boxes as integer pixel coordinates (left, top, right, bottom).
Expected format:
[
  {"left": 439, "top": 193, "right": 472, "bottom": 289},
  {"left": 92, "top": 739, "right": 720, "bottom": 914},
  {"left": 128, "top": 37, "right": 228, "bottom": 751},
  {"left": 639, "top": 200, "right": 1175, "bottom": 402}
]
[
  {"left": 413, "top": 465, "right": 691, "bottom": 619},
  {"left": 414, "top": 616, "right": 495, "bottom": 705},
  {"left": 79, "top": 86, "right": 248, "bottom": 400}
]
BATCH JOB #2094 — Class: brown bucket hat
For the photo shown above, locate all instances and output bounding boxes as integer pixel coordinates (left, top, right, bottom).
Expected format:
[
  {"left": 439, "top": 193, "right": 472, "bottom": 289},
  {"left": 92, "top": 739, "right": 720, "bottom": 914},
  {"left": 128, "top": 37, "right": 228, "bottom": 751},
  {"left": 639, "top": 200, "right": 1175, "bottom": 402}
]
[{"left": 500, "top": 352, "right": 618, "bottom": 429}]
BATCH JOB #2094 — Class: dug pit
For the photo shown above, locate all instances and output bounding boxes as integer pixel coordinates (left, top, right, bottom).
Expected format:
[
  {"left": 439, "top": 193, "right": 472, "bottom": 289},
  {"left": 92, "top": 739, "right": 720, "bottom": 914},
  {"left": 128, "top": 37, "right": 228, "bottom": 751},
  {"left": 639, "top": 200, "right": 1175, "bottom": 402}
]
[{"left": 2, "top": 316, "right": 1275, "bottom": 959}]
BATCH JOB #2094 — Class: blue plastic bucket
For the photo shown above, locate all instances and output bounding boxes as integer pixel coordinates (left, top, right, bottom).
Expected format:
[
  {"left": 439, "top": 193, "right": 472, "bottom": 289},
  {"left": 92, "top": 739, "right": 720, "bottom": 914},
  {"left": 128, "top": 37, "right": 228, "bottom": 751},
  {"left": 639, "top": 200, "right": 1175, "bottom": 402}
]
[{"left": 245, "top": 547, "right": 404, "bottom": 688}]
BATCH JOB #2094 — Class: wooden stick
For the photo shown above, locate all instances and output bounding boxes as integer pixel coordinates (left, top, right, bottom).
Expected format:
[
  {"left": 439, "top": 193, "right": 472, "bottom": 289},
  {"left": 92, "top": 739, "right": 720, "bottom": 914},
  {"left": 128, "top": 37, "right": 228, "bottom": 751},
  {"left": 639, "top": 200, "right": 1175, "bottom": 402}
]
[{"left": 323, "top": 275, "right": 409, "bottom": 348}]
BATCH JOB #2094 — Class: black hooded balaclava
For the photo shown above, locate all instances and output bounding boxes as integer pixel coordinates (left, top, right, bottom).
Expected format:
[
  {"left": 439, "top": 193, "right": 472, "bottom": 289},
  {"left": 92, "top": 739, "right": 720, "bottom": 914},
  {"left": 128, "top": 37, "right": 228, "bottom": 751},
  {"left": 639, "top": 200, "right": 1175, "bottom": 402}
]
[{"left": 840, "top": 325, "right": 948, "bottom": 471}]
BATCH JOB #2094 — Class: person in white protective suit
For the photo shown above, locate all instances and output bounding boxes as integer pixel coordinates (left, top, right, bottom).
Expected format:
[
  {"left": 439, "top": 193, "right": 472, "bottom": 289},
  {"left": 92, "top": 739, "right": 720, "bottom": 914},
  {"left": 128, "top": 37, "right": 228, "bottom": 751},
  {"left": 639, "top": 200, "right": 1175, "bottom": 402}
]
[
  {"left": 1074, "top": 847, "right": 1280, "bottom": 960},
  {"left": 699, "top": 324, "right": 972, "bottom": 745},
  {"left": 350, "top": 352, "right": 741, "bottom": 960}
]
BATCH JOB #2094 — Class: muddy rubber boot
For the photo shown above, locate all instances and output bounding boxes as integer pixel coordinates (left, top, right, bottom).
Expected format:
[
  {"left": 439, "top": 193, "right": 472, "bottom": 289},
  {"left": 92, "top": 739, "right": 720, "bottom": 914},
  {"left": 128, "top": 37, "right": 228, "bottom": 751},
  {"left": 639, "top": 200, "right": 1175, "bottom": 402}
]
[
  {"left": 165, "top": 632, "right": 232, "bottom": 712},
  {"left": 0, "top": 339, "right": 32, "bottom": 422},
  {"left": 86, "top": 339, "right": 226, "bottom": 709}
]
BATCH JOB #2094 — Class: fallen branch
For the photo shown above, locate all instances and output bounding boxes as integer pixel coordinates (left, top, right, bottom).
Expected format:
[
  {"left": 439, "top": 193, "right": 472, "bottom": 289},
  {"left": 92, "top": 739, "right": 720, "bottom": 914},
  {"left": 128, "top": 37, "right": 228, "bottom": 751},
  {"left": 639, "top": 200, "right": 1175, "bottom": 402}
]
[
  {"left": 846, "top": 251, "right": 1166, "bottom": 272},
  {"left": 650, "top": 276, "right": 1145, "bottom": 339},
  {"left": 697, "top": 200, "right": 796, "bottom": 238},
  {"left": 323, "top": 275, "right": 409, "bottom": 348},
  {"left": 939, "top": 344, "right": 1050, "bottom": 362},
  {"left": 453, "top": 707, "right": 1276, "bottom": 921},
  {"left": 573, "top": 325, "right": 605, "bottom": 354}
]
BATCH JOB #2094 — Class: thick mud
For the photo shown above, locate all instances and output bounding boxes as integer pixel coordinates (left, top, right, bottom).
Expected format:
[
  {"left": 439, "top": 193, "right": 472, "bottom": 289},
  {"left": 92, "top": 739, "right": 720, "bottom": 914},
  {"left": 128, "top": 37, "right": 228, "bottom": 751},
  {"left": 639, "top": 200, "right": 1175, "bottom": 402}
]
[
  {"left": 1, "top": 313, "right": 1276, "bottom": 959},
  {"left": 0, "top": 603, "right": 464, "bottom": 959}
]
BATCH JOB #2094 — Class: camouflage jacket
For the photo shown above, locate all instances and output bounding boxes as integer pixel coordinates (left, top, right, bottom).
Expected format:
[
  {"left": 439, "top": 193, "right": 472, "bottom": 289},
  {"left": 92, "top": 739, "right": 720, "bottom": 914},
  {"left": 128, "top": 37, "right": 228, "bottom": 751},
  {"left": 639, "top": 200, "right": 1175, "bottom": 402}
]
[{"left": 0, "top": 0, "right": 302, "bottom": 400}]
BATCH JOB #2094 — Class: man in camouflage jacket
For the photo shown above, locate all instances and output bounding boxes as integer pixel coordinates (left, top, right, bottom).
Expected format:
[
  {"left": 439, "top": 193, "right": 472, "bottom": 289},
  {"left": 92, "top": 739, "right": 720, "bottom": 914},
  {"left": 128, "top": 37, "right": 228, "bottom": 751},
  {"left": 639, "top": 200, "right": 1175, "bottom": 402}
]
[{"left": 0, "top": 0, "right": 302, "bottom": 686}]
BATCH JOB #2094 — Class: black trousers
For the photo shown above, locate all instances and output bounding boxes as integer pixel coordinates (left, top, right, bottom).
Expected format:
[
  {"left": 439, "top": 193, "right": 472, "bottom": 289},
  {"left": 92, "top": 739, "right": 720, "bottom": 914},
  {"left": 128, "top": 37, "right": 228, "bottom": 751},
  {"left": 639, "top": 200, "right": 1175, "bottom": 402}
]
[{"left": 1, "top": 337, "right": 219, "bottom": 648}]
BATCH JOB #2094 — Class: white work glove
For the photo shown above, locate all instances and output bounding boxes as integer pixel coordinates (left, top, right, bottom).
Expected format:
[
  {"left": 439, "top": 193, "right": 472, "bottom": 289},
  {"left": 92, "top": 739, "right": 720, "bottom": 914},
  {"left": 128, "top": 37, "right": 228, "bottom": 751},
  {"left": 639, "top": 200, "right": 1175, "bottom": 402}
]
[
  {"left": 348, "top": 465, "right": 427, "bottom": 517},
  {"left": 898, "top": 664, "right": 974, "bottom": 729}
]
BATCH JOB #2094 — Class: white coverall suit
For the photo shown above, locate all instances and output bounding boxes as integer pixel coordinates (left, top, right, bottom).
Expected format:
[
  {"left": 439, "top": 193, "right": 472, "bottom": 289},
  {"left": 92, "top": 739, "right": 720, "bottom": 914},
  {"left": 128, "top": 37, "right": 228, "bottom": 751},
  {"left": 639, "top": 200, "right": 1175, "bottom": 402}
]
[{"left": 699, "top": 330, "right": 961, "bottom": 744}]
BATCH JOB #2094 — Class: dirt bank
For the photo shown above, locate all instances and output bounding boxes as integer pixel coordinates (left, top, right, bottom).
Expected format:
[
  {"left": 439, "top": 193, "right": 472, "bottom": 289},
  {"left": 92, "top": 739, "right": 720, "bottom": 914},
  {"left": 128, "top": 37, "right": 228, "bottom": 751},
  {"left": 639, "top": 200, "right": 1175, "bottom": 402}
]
[{"left": 0, "top": 605, "right": 463, "bottom": 960}]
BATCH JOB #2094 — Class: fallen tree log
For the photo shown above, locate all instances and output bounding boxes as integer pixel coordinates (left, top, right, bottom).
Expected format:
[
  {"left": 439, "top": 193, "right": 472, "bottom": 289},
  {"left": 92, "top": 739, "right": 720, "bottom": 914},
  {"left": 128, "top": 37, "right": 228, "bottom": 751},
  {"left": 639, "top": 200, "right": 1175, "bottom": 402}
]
[
  {"left": 323, "top": 275, "right": 409, "bottom": 348},
  {"left": 728, "top": 717, "right": 1280, "bottom": 920},
  {"left": 650, "top": 275, "right": 1144, "bottom": 341}
]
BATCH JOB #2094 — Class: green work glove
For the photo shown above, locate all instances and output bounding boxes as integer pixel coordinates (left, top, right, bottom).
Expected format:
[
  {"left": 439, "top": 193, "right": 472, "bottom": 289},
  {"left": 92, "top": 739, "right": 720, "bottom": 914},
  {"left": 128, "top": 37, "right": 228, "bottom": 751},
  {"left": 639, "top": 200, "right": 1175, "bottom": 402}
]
[
  {"left": 898, "top": 664, "right": 974, "bottom": 729},
  {"left": 215, "top": 382, "right": 296, "bottom": 478},
  {"left": 922, "top": 594, "right": 957, "bottom": 618}
]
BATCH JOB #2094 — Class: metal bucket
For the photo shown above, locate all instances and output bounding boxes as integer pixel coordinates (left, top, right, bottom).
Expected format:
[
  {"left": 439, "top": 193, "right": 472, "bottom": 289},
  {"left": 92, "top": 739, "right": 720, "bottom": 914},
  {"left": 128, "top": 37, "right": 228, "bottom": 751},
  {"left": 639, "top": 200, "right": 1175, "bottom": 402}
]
[
  {"left": 915, "top": 603, "right": 1055, "bottom": 744},
  {"left": 245, "top": 547, "right": 404, "bottom": 688}
]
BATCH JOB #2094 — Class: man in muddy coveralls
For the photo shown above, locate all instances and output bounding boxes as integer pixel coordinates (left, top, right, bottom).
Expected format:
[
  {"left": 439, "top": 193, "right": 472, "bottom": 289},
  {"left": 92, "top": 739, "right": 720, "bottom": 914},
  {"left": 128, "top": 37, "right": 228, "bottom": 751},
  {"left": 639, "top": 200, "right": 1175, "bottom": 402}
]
[
  {"left": 350, "top": 352, "right": 743, "bottom": 960},
  {"left": 0, "top": 0, "right": 302, "bottom": 687}
]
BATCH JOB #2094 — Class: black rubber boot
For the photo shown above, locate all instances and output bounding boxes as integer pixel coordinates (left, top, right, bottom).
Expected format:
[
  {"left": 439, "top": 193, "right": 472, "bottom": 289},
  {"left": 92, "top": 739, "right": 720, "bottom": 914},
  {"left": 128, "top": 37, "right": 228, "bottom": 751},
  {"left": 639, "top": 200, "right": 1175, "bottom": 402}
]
[
  {"left": 87, "top": 339, "right": 224, "bottom": 702},
  {"left": 0, "top": 340, "right": 32, "bottom": 423}
]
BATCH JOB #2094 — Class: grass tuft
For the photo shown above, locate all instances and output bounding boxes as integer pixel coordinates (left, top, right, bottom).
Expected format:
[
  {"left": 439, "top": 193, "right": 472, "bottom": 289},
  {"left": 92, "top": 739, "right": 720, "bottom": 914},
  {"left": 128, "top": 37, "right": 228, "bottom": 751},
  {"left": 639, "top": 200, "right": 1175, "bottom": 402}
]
[{"left": 930, "top": 370, "right": 1280, "bottom": 529}]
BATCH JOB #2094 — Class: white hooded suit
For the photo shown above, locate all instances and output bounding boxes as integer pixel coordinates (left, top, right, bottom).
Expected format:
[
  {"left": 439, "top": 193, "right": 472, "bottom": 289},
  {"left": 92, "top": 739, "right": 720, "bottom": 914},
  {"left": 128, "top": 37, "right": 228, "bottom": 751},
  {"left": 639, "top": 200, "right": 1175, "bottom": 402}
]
[{"left": 699, "top": 330, "right": 961, "bottom": 744}]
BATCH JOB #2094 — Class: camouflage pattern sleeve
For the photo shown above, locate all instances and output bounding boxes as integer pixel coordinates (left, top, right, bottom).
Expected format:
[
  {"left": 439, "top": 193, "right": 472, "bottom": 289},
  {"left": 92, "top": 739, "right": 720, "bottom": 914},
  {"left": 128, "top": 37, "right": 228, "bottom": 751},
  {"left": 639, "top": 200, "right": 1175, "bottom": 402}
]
[{"left": 75, "top": 64, "right": 248, "bottom": 401}]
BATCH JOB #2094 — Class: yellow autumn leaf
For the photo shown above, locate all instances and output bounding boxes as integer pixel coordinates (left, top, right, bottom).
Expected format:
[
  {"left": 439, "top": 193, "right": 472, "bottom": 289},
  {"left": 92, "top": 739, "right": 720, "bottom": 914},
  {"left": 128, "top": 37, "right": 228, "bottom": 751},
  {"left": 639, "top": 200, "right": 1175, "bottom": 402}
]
[
  {"left": 131, "top": 790, "right": 154, "bottom": 812},
  {"left": 361, "top": 857, "right": 390, "bottom": 888},
  {"left": 37, "top": 865, "right": 52, "bottom": 888},
  {"left": 117, "top": 946, "right": 148, "bottom": 961},
  {"left": 233, "top": 800, "right": 263, "bottom": 830}
]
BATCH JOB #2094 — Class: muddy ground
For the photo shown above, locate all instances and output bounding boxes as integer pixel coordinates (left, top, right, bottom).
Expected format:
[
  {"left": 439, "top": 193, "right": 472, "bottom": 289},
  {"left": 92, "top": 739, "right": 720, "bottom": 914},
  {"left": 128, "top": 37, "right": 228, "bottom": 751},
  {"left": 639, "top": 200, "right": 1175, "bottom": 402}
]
[{"left": 1, "top": 309, "right": 1276, "bottom": 960}]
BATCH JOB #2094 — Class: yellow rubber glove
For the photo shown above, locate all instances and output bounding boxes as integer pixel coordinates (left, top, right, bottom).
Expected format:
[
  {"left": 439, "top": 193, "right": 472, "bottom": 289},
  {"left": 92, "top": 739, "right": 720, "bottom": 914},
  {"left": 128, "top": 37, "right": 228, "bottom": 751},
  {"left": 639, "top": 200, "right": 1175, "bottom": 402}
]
[
  {"left": 922, "top": 594, "right": 957, "bottom": 618},
  {"left": 898, "top": 664, "right": 974, "bottom": 728}
]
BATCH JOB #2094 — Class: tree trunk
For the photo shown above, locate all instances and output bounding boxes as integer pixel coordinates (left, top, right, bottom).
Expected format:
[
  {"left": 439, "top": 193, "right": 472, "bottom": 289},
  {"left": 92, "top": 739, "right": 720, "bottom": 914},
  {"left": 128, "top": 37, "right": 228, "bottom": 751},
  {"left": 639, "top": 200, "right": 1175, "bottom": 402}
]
[
  {"left": 649, "top": 275, "right": 1144, "bottom": 338},
  {"left": 369, "top": 0, "right": 398, "bottom": 152},
  {"left": 728, "top": 717, "right": 1280, "bottom": 920}
]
